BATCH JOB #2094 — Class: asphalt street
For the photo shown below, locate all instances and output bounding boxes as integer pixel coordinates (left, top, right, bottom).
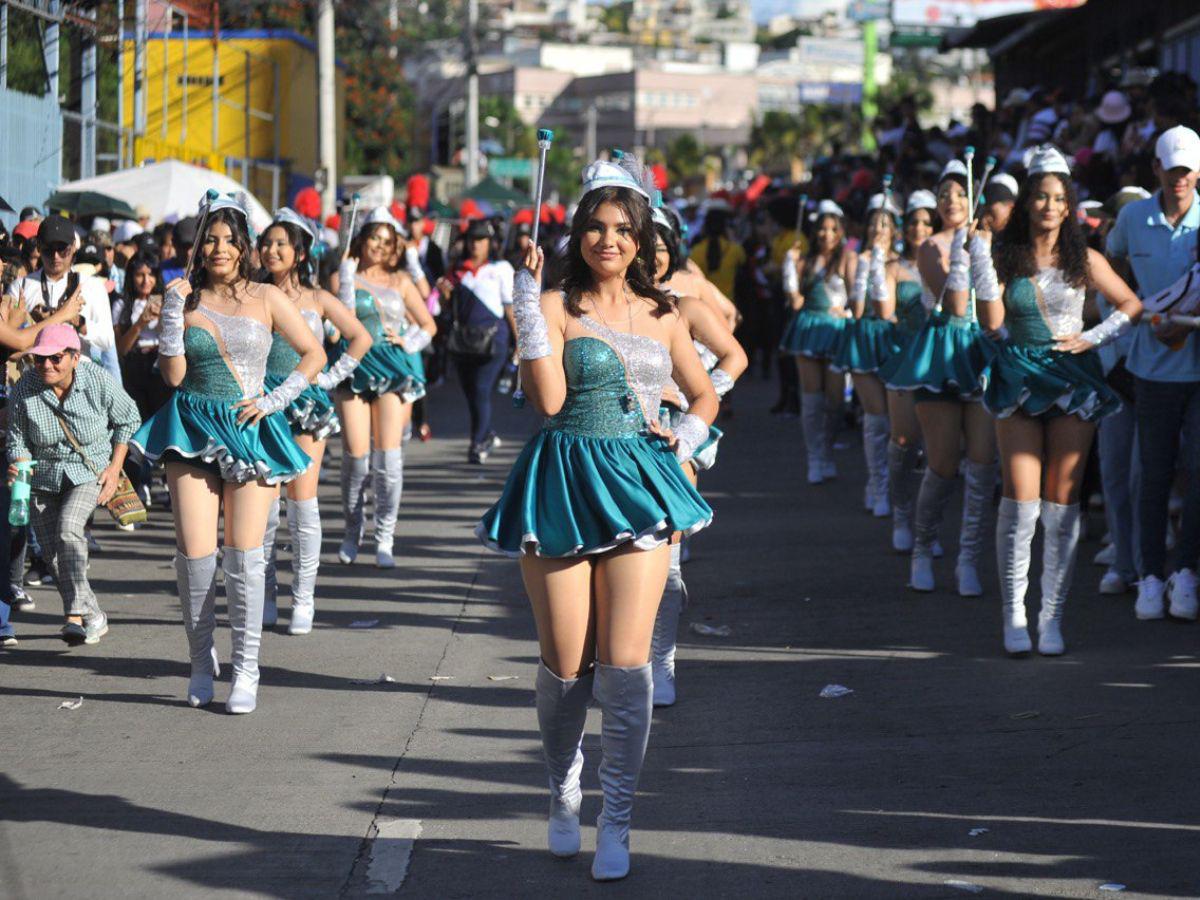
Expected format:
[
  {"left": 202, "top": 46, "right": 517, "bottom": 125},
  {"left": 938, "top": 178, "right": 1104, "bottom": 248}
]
[{"left": 2, "top": 376, "right": 1199, "bottom": 899}]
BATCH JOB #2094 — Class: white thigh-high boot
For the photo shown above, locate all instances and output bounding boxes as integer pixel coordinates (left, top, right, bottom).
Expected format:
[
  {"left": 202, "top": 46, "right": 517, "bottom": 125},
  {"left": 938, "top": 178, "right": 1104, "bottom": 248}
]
[
  {"left": 800, "top": 393, "right": 826, "bottom": 484},
  {"left": 996, "top": 497, "right": 1039, "bottom": 655},
  {"left": 176, "top": 551, "right": 219, "bottom": 707},
  {"left": 911, "top": 469, "right": 956, "bottom": 591},
  {"left": 535, "top": 662, "right": 594, "bottom": 858},
  {"left": 651, "top": 544, "right": 686, "bottom": 707},
  {"left": 285, "top": 497, "right": 321, "bottom": 635},
  {"left": 888, "top": 441, "right": 920, "bottom": 552},
  {"left": 371, "top": 447, "right": 403, "bottom": 568},
  {"left": 1038, "top": 501, "right": 1080, "bottom": 656},
  {"left": 224, "top": 546, "right": 266, "bottom": 714},
  {"left": 592, "top": 663, "right": 653, "bottom": 882},
  {"left": 261, "top": 496, "right": 281, "bottom": 626},
  {"left": 863, "top": 413, "right": 891, "bottom": 518},
  {"left": 957, "top": 460, "right": 996, "bottom": 597},
  {"left": 822, "top": 396, "right": 841, "bottom": 480},
  {"left": 338, "top": 453, "right": 370, "bottom": 564}
]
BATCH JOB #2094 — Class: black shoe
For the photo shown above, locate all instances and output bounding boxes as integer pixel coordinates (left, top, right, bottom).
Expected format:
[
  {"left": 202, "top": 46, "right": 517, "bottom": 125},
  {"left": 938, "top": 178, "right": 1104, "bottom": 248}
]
[{"left": 26, "top": 561, "right": 53, "bottom": 587}]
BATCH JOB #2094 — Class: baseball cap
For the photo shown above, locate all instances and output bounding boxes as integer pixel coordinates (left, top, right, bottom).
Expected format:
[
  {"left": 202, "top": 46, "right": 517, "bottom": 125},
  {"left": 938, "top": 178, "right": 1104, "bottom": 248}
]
[
  {"left": 76, "top": 241, "right": 104, "bottom": 266},
  {"left": 13, "top": 220, "right": 39, "bottom": 241},
  {"left": 19, "top": 206, "right": 41, "bottom": 222},
  {"left": 1156, "top": 126, "right": 1200, "bottom": 171},
  {"left": 29, "top": 324, "right": 82, "bottom": 356},
  {"left": 87, "top": 228, "right": 113, "bottom": 249},
  {"left": 36, "top": 215, "right": 77, "bottom": 247}
]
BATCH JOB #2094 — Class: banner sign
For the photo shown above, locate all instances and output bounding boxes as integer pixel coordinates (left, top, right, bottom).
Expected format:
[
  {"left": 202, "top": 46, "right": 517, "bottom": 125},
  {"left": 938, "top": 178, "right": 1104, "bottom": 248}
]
[{"left": 891, "top": 0, "right": 1087, "bottom": 28}]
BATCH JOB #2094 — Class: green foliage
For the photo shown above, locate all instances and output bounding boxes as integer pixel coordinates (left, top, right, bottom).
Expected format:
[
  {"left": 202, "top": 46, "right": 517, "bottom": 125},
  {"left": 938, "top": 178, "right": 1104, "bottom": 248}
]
[
  {"left": 666, "top": 133, "right": 704, "bottom": 184},
  {"left": 599, "top": 1, "right": 632, "bottom": 34},
  {"left": 748, "top": 107, "right": 859, "bottom": 172}
]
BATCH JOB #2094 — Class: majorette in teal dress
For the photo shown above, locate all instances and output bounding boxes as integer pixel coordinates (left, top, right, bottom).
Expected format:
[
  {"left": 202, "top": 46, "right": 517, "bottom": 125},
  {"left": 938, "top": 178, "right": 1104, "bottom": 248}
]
[
  {"left": 780, "top": 267, "right": 849, "bottom": 359},
  {"left": 263, "top": 308, "right": 339, "bottom": 441},
  {"left": 326, "top": 277, "right": 425, "bottom": 402},
  {"left": 876, "top": 266, "right": 930, "bottom": 383},
  {"left": 883, "top": 274, "right": 997, "bottom": 400},
  {"left": 659, "top": 339, "right": 723, "bottom": 471},
  {"left": 477, "top": 315, "right": 713, "bottom": 558},
  {"left": 132, "top": 305, "right": 311, "bottom": 483},
  {"left": 982, "top": 267, "right": 1120, "bottom": 421},
  {"left": 831, "top": 260, "right": 898, "bottom": 374}
]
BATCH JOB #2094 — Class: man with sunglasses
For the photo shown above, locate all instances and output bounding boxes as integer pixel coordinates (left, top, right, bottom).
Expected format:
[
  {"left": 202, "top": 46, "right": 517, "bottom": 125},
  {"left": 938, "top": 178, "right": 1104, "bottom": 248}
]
[
  {"left": 4, "top": 216, "right": 118, "bottom": 382},
  {"left": 6, "top": 325, "right": 139, "bottom": 646}
]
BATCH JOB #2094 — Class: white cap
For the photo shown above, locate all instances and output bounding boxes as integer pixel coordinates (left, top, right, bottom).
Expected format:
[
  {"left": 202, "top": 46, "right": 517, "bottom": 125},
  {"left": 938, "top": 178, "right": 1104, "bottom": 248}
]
[
  {"left": 905, "top": 190, "right": 937, "bottom": 214},
  {"left": 112, "top": 220, "right": 143, "bottom": 244},
  {"left": 988, "top": 173, "right": 1020, "bottom": 200},
  {"left": 814, "top": 199, "right": 844, "bottom": 219},
  {"left": 580, "top": 160, "right": 651, "bottom": 202},
  {"left": 938, "top": 160, "right": 969, "bottom": 183},
  {"left": 91, "top": 216, "right": 111, "bottom": 235},
  {"left": 1155, "top": 125, "right": 1200, "bottom": 172},
  {"left": 866, "top": 193, "right": 901, "bottom": 219},
  {"left": 1026, "top": 145, "right": 1071, "bottom": 176}
]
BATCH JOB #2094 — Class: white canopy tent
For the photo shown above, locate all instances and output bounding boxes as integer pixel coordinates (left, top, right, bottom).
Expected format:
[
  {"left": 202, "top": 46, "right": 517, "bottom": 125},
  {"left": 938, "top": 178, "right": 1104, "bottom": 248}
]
[{"left": 53, "top": 161, "right": 273, "bottom": 232}]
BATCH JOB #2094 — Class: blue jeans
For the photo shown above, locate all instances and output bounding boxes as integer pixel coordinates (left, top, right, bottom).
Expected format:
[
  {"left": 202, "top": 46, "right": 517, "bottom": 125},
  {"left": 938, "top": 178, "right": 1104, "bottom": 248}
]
[
  {"left": 0, "top": 478, "right": 13, "bottom": 638},
  {"left": 453, "top": 319, "right": 511, "bottom": 449},
  {"left": 1135, "top": 378, "right": 1200, "bottom": 580},
  {"left": 1098, "top": 401, "right": 1141, "bottom": 582}
]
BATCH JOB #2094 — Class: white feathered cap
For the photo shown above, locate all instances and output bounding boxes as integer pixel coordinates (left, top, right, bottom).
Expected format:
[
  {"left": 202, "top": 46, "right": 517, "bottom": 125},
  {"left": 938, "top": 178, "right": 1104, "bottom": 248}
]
[
  {"left": 813, "top": 199, "right": 845, "bottom": 219},
  {"left": 905, "top": 189, "right": 937, "bottom": 214},
  {"left": 1025, "top": 144, "right": 1071, "bottom": 176},
  {"left": 358, "top": 206, "right": 408, "bottom": 238},
  {"left": 867, "top": 193, "right": 901, "bottom": 219},
  {"left": 580, "top": 154, "right": 651, "bottom": 202},
  {"left": 270, "top": 207, "right": 319, "bottom": 246},
  {"left": 938, "top": 159, "right": 969, "bottom": 183},
  {"left": 205, "top": 190, "right": 256, "bottom": 239}
]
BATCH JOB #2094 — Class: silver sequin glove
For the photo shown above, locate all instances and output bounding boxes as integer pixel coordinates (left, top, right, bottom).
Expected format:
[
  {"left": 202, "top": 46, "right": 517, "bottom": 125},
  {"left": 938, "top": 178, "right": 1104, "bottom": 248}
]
[
  {"left": 255, "top": 371, "right": 308, "bottom": 415},
  {"left": 945, "top": 228, "right": 970, "bottom": 293},
  {"left": 673, "top": 413, "right": 709, "bottom": 463},
  {"left": 404, "top": 247, "right": 425, "bottom": 284},
  {"left": 316, "top": 353, "right": 359, "bottom": 390},
  {"left": 513, "top": 268, "right": 550, "bottom": 360},
  {"left": 851, "top": 251, "right": 870, "bottom": 304},
  {"left": 1080, "top": 310, "right": 1132, "bottom": 347},
  {"left": 710, "top": 367, "right": 735, "bottom": 399},
  {"left": 782, "top": 256, "right": 800, "bottom": 294},
  {"left": 969, "top": 233, "right": 1000, "bottom": 302},
  {"left": 158, "top": 284, "right": 187, "bottom": 357},
  {"left": 867, "top": 246, "right": 888, "bottom": 303},
  {"left": 336, "top": 258, "right": 358, "bottom": 310},
  {"left": 400, "top": 323, "right": 432, "bottom": 354}
]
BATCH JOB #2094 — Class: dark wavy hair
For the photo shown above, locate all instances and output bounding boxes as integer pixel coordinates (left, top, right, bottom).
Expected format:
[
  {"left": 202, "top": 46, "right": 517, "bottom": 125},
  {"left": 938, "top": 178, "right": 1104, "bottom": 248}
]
[
  {"left": 188, "top": 207, "right": 254, "bottom": 310},
  {"left": 994, "top": 172, "right": 1089, "bottom": 289},
  {"left": 349, "top": 221, "right": 398, "bottom": 264},
  {"left": 806, "top": 213, "right": 845, "bottom": 284},
  {"left": 257, "top": 221, "right": 316, "bottom": 288},
  {"left": 903, "top": 207, "right": 940, "bottom": 258},
  {"left": 559, "top": 186, "right": 673, "bottom": 318},
  {"left": 653, "top": 220, "right": 683, "bottom": 281}
]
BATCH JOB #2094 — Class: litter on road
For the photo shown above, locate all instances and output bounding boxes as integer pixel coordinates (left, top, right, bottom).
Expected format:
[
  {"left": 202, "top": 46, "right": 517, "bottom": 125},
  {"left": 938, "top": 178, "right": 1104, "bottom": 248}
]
[
  {"left": 486, "top": 675, "right": 519, "bottom": 682},
  {"left": 57, "top": 697, "right": 84, "bottom": 710},
  {"left": 944, "top": 880, "right": 984, "bottom": 894},
  {"left": 691, "top": 623, "right": 732, "bottom": 637},
  {"left": 350, "top": 674, "right": 395, "bottom": 685},
  {"left": 349, "top": 619, "right": 380, "bottom": 629},
  {"left": 819, "top": 684, "right": 854, "bottom": 699}
]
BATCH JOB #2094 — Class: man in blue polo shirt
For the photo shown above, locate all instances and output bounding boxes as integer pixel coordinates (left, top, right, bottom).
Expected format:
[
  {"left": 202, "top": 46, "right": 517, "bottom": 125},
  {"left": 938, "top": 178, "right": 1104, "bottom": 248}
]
[{"left": 1106, "top": 125, "right": 1200, "bottom": 622}]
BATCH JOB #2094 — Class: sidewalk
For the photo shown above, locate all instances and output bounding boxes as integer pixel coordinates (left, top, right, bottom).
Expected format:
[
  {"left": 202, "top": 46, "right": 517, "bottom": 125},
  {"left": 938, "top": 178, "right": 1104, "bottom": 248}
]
[{"left": 1, "top": 378, "right": 1198, "bottom": 898}]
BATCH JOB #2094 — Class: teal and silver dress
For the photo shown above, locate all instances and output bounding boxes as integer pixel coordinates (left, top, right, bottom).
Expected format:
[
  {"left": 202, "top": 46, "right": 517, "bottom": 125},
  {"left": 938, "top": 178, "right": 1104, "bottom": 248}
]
[
  {"left": 477, "top": 315, "right": 713, "bottom": 558},
  {"left": 263, "top": 308, "right": 339, "bottom": 441},
  {"left": 831, "top": 268, "right": 897, "bottom": 374},
  {"left": 982, "top": 268, "right": 1120, "bottom": 421},
  {"left": 132, "top": 304, "right": 311, "bottom": 483},
  {"left": 883, "top": 273, "right": 997, "bottom": 400},
  {"left": 659, "top": 339, "right": 723, "bottom": 471},
  {"left": 780, "top": 267, "right": 848, "bottom": 359},
  {"left": 876, "top": 266, "right": 930, "bottom": 383},
  {"left": 327, "top": 277, "right": 425, "bottom": 401}
]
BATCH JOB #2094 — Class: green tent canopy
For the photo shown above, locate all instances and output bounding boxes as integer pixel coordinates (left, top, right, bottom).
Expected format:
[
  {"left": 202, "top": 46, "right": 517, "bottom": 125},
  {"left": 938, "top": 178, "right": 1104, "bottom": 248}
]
[
  {"left": 45, "top": 190, "right": 137, "bottom": 220},
  {"left": 460, "top": 176, "right": 529, "bottom": 206}
]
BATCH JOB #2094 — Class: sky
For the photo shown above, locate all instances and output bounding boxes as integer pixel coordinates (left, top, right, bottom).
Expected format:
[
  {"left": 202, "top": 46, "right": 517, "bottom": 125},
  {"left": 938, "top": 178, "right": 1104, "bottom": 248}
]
[{"left": 752, "top": 0, "right": 849, "bottom": 22}]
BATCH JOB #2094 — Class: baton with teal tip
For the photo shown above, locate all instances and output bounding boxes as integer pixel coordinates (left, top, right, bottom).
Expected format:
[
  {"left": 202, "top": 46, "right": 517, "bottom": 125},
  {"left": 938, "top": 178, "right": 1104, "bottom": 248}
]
[{"left": 515, "top": 130, "right": 554, "bottom": 410}]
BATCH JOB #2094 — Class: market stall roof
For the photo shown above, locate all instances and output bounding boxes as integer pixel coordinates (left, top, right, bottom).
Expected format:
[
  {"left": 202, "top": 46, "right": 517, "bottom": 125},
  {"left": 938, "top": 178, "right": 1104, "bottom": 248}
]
[
  {"left": 942, "top": 8, "right": 1075, "bottom": 53},
  {"left": 460, "top": 176, "right": 530, "bottom": 206}
]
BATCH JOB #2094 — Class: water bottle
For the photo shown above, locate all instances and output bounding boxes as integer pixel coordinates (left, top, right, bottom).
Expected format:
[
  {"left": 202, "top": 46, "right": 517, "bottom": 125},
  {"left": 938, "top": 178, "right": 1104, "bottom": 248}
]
[
  {"left": 9, "top": 460, "right": 34, "bottom": 527},
  {"left": 497, "top": 360, "right": 517, "bottom": 395}
]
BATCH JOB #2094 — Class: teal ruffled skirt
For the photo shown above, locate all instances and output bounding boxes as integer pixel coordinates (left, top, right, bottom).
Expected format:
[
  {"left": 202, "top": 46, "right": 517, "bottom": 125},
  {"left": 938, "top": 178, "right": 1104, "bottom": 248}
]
[
  {"left": 476, "top": 428, "right": 713, "bottom": 558},
  {"left": 660, "top": 404, "right": 723, "bottom": 471},
  {"left": 328, "top": 339, "right": 426, "bottom": 402},
  {"left": 780, "top": 309, "right": 846, "bottom": 359},
  {"left": 263, "top": 372, "right": 340, "bottom": 440},
  {"left": 983, "top": 343, "right": 1120, "bottom": 421},
  {"left": 132, "top": 390, "right": 311, "bottom": 484},
  {"left": 882, "top": 310, "right": 997, "bottom": 398},
  {"left": 831, "top": 317, "right": 898, "bottom": 374}
]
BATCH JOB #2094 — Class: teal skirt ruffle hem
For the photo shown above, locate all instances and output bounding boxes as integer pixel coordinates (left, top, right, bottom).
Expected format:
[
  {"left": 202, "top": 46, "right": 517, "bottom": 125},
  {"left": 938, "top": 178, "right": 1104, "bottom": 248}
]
[
  {"left": 328, "top": 339, "right": 426, "bottom": 402},
  {"left": 131, "top": 390, "right": 311, "bottom": 484},
  {"left": 780, "top": 309, "right": 846, "bottom": 359},
  {"left": 982, "top": 343, "right": 1120, "bottom": 421},
  {"left": 263, "top": 372, "right": 340, "bottom": 441},
  {"left": 882, "top": 310, "right": 997, "bottom": 398},
  {"left": 476, "top": 429, "right": 713, "bottom": 558},
  {"left": 831, "top": 317, "right": 898, "bottom": 374}
]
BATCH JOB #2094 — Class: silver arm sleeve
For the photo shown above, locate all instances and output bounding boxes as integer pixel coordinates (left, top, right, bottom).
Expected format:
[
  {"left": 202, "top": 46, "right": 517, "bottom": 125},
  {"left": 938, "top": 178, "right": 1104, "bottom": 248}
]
[
  {"left": 336, "top": 259, "right": 358, "bottom": 310},
  {"left": 401, "top": 323, "right": 433, "bottom": 354},
  {"left": 710, "top": 367, "right": 735, "bottom": 399},
  {"left": 851, "top": 252, "right": 870, "bottom": 304},
  {"left": 673, "top": 413, "right": 709, "bottom": 463},
  {"left": 945, "top": 228, "right": 970, "bottom": 293},
  {"left": 316, "top": 353, "right": 359, "bottom": 390},
  {"left": 158, "top": 285, "right": 187, "bottom": 357},
  {"left": 1079, "top": 310, "right": 1133, "bottom": 347},
  {"left": 782, "top": 256, "right": 800, "bottom": 294},
  {"left": 255, "top": 370, "right": 308, "bottom": 415},
  {"left": 867, "top": 246, "right": 888, "bottom": 303},
  {"left": 404, "top": 247, "right": 426, "bottom": 284},
  {"left": 969, "top": 233, "right": 1000, "bottom": 302},
  {"left": 513, "top": 268, "right": 551, "bottom": 360}
]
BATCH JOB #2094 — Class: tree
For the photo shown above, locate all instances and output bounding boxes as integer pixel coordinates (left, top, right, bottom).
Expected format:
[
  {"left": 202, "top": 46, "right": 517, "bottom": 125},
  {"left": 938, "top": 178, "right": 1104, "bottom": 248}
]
[{"left": 666, "top": 133, "right": 705, "bottom": 184}]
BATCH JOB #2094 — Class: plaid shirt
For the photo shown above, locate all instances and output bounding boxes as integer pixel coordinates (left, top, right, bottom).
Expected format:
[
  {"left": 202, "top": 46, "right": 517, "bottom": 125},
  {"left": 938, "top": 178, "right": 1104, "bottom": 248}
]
[{"left": 6, "top": 362, "right": 141, "bottom": 492}]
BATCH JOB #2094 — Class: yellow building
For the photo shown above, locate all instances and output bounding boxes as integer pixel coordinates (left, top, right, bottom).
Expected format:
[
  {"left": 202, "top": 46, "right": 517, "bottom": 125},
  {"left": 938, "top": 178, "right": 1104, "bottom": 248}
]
[{"left": 121, "top": 29, "right": 345, "bottom": 208}]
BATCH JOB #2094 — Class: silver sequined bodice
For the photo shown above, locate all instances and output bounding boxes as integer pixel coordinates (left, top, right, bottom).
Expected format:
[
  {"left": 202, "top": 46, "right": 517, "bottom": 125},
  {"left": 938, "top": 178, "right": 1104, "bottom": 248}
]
[
  {"left": 195, "top": 305, "right": 271, "bottom": 397},
  {"left": 357, "top": 276, "right": 407, "bottom": 331},
  {"left": 301, "top": 308, "right": 324, "bottom": 343},
  {"left": 825, "top": 272, "right": 848, "bottom": 310},
  {"left": 578, "top": 316, "right": 672, "bottom": 423},
  {"left": 1034, "top": 267, "right": 1085, "bottom": 336}
]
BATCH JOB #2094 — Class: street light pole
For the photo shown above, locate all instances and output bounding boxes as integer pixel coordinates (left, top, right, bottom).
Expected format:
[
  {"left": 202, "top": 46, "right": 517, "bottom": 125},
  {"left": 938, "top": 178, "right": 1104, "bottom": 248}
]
[
  {"left": 464, "top": 0, "right": 480, "bottom": 187},
  {"left": 317, "top": 0, "right": 337, "bottom": 216}
]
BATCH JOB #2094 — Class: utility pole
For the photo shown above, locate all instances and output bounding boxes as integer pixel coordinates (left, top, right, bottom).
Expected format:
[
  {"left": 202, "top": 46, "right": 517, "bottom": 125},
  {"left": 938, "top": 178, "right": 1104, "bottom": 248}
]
[
  {"left": 860, "top": 18, "right": 878, "bottom": 152},
  {"left": 317, "top": 0, "right": 337, "bottom": 216},
  {"left": 134, "top": 0, "right": 147, "bottom": 139},
  {"left": 464, "top": 0, "right": 480, "bottom": 188},
  {"left": 585, "top": 103, "right": 597, "bottom": 162}
]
